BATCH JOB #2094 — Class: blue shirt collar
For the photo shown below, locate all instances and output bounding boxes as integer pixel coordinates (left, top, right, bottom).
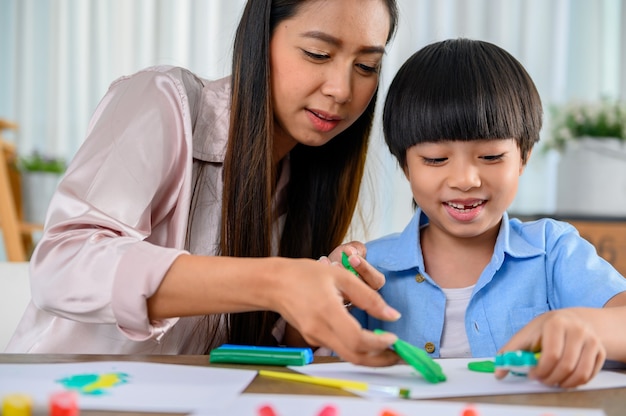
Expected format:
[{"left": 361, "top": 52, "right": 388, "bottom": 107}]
[{"left": 375, "top": 208, "right": 544, "bottom": 273}]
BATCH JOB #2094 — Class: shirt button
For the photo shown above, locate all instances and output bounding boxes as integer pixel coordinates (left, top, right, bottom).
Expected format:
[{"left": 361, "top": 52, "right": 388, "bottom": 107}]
[
  {"left": 415, "top": 273, "right": 425, "bottom": 283},
  {"left": 424, "top": 342, "right": 436, "bottom": 353}
]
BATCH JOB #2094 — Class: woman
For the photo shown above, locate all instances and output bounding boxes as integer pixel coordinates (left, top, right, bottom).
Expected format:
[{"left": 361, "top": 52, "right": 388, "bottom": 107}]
[{"left": 7, "top": 0, "right": 401, "bottom": 366}]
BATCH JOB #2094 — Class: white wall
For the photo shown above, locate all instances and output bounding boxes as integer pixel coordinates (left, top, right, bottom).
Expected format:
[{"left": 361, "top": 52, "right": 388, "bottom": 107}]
[{"left": 0, "top": 262, "right": 31, "bottom": 350}]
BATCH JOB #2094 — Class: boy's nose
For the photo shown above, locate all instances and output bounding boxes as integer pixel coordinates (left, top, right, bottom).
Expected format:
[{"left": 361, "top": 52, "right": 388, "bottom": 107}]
[{"left": 447, "top": 163, "right": 481, "bottom": 191}]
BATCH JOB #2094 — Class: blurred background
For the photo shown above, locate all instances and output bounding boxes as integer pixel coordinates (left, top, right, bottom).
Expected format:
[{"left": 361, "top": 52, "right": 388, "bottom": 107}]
[{"left": 0, "top": 0, "right": 625, "bottom": 257}]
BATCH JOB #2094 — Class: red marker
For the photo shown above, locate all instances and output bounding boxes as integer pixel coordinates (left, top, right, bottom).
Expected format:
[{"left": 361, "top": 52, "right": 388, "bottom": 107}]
[
  {"left": 258, "top": 404, "right": 278, "bottom": 416},
  {"left": 460, "top": 404, "right": 480, "bottom": 416},
  {"left": 317, "top": 404, "right": 338, "bottom": 416},
  {"left": 379, "top": 410, "right": 402, "bottom": 416}
]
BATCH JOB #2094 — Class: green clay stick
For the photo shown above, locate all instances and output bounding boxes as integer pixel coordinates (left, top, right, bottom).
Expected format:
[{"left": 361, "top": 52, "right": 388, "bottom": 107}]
[{"left": 341, "top": 252, "right": 359, "bottom": 276}]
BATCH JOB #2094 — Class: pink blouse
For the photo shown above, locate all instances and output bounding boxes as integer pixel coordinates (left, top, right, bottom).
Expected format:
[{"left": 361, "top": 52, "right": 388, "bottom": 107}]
[{"left": 6, "top": 66, "right": 283, "bottom": 354}]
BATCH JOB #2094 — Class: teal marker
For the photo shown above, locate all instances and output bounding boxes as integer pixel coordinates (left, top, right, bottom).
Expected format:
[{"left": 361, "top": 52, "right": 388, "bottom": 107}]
[{"left": 494, "top": 350, "right": 541, "bottom": 375}]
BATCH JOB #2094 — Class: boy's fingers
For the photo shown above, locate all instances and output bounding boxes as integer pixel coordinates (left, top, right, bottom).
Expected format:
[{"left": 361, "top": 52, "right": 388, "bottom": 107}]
[
  {"left": 328, "top": 241, "right": 366, "bottom": 263},
  {"left": 348, "top": 253, "right": 385, "bottom": 290}
]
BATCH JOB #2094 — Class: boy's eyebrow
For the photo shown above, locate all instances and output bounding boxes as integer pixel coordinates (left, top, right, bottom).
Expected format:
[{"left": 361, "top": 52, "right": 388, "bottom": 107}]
[{"left": 300, "top": 31, "right": 386, "bottom": 55}]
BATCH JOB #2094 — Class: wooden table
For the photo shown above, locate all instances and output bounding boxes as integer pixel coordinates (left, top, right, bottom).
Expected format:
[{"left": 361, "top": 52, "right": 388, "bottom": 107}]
[{"left": 1, "top": 354, "right": 625, "bottom": 416}]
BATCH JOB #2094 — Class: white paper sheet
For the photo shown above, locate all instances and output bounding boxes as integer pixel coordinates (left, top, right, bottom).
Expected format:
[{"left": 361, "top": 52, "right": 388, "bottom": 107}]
[
  {"left": 0, "top": 361, "right": 256, "bottom": 412},
  {"left": 192, "top": 393, "right": 606, "bottom": 416},
  {"left": 296, "top": 358, "right": 626, "bottom": 399}
]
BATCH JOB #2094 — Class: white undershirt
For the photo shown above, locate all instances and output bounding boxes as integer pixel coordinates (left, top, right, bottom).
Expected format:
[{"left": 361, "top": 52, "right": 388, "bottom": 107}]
[{"left": 439, "top": 285, "right": 475, "bottom": 358}]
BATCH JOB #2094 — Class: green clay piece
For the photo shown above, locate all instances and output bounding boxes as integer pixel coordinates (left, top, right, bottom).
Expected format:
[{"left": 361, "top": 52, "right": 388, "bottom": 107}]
[
  {"left": 468, "top": 360, "right": 496, "bottom": 373},
  {"left": 341, "top": 252, "right": 359, "bottom": 276},
  {"left": 375, "top": 329, "right": 446, "bottom": 383}
]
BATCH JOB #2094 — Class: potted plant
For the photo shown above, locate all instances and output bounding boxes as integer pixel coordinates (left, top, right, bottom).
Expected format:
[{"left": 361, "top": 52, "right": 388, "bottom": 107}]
[
  {"left": 545, "top": 98, "right": 626, "bottom": 151},
  {"left": 547, "top": 98, "right": 626, "bottom": 217},
  {"left": 19, "top": 151, "right": 66, "bottom": 224}
]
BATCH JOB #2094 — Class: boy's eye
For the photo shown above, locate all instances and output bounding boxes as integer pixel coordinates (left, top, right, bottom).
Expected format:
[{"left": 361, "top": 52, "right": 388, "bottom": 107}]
[
  {"left": 422, "top": 157, "right": 447, "bottom": 165},
  {"left": 481, "top": 153, "right": 505, "bottom": 161}
]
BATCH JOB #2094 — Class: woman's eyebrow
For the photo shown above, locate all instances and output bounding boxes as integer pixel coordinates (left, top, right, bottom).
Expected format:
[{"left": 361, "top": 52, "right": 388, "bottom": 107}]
[{"left": 300, "top": 30, "right": 386, "bottom": 54}]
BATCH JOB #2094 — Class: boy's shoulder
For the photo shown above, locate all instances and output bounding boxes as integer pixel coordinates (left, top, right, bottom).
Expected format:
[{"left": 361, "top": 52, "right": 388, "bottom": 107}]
[
  {"left": 507, "top": 215, "right": 581, "bottom": 250},
  {"left": 509, "top": 215, "right": 577, "bottom": 236}
]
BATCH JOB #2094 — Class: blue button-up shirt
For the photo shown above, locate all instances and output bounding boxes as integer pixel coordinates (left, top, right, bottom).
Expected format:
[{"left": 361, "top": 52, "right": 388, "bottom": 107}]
[{"left": 353, "top": 209, "right": 626, "bottom": 358}]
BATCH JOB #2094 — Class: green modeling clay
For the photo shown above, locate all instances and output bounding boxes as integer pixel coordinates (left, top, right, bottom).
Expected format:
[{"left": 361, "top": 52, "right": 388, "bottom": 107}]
[
  {"left": 375, "top": 329, "right": 446, "bottom": 383},
  {"left": 341, "top": 252, "right": 359, "bottom": 276},
  {"left": 467, "top": 360, "right": 496, "bottom": 373}
]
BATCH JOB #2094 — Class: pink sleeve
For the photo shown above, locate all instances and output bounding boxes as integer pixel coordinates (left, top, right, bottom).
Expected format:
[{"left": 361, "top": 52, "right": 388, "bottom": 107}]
[{"left": 30, "top": 68, "right": 194, "bottom": 341}]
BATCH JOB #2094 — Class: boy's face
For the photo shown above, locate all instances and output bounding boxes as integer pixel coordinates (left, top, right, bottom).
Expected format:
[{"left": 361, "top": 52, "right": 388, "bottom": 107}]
[{"left": 404, "top": 138, "right": 527, "bottom": 240}]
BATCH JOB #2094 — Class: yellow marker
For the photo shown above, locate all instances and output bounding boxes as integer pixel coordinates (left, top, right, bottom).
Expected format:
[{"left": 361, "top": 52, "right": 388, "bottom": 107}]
[
  {"left": 259, "top": 370, "right": 410, "bottom": 398},
  {"left": 2, "top": 393, "right": 33, "bottom": 416}
]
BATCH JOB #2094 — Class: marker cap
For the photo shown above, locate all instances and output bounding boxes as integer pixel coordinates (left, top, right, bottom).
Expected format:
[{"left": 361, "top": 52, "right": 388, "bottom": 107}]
[
  {"left": 2, "top": 393, "right": 33, "bottom": 416},
  {"left": 49, "top": 391, "right": 79, "bottom": 416}
]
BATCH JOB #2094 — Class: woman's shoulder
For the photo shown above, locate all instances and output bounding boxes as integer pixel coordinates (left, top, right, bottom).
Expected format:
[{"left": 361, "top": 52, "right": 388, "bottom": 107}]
[
  {"left": 107, "top": 65, "right": 230, "bottom": 97},
  {"left": 108, "top": 66, "right": 199, "bottom": 92}
]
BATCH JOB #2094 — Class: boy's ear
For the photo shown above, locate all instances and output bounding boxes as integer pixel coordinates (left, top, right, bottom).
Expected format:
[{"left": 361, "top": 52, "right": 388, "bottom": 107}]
[{"left": 402, "top": 163, "right": 410, "bottom": 180}]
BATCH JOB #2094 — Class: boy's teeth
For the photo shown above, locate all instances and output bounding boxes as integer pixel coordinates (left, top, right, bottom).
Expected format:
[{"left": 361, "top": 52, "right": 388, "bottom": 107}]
[{"left": 447, "top": 201, "right": 482, "bottom": 209}]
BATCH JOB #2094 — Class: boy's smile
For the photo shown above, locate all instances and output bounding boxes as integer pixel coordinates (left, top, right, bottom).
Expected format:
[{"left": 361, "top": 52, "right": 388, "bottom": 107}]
[
  {"left": 443, "top": 198, "right": 486, "bottom": 222},
  {"left": 404, "top": 138, "right": 527, "bottom": 241}
]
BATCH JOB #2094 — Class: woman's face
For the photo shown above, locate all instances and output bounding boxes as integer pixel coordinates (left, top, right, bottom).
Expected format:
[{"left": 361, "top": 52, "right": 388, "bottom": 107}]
[{"left": 269, "top": 0, "right": 390, "bottom": 160}]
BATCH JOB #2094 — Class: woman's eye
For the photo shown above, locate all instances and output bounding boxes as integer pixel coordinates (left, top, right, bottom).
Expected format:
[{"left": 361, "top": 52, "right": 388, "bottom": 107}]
[
  {"left": 303, "top": 50, "right": 329, "bottom": 61},
  {"left": 356, "top": 63, "right": 379, "bottom": 74},
  {"left": 481, "top": 153, "right": 505, "bottom": 161}
]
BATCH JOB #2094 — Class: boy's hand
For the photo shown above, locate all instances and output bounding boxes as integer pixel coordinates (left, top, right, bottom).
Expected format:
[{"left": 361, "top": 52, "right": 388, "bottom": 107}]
[
  {"left": 496, "top": 309, "right": 606, "bottom": 388},
  {"left": 325, "top": 241, "right": 385, "bottom": 292}
]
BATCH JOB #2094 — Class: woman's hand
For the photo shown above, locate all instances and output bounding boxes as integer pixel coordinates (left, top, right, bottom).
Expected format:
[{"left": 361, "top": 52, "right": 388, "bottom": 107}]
[
  {"left": 496, "top": 309, "right": 606, "bottom": 388},
  {"left": 150, "top": 247, "right": 399, "bottom": 367},
  {"left": 272, "top": 256, "right": 401, "bottom": 367}
]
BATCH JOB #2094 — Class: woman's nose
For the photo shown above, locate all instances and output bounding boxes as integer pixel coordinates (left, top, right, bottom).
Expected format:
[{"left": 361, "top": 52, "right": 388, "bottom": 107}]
[{"left": 320, "top": 66, "right": 352, "bottom": 104}]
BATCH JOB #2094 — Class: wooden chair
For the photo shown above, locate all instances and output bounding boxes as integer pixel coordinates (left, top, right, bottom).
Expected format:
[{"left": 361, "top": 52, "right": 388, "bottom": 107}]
[{"left": 0, "top": 119, "right": 43, "bottom": 261}]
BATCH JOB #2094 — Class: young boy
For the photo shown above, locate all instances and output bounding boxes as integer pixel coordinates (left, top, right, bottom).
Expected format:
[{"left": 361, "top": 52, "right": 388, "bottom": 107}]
[{"left": 353, "top": 38, "right": 626, "bottom": 388}]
